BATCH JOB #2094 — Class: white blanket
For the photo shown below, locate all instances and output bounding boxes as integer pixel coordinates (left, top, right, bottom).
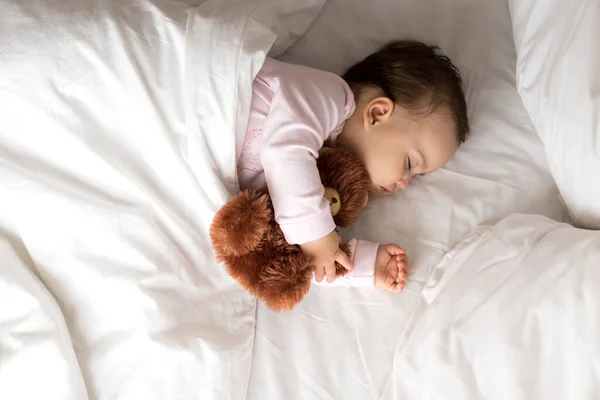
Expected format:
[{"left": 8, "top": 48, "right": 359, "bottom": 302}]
[
  {"left": 0, "top": 0, "right": 278, "bottom": 398},
  {"left": 383, "top": 214, "right": 600, "bottom": 399}
]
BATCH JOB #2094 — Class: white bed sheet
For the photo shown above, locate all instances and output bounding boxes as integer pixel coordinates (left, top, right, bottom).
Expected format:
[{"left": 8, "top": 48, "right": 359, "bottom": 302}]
[
  {"left": 0, "top": 0, "right": 282, "bottom": 398},
  {"left": 247, "top": 0, "right": 569, "bottom": 399}
]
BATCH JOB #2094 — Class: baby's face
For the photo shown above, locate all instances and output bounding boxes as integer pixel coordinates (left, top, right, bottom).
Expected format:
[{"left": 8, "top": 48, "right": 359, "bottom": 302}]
[{"left": 340, "top": 98, "right": 459, "bottom": 196}]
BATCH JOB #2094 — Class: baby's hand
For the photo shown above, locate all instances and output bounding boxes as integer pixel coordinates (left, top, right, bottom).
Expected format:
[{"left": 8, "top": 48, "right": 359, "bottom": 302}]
[
  {"left": 301, "top": 230, "right": 354, "bottom": 283},
  {"left": 374, "top": 244, "right": 409, "bottom": 293}
]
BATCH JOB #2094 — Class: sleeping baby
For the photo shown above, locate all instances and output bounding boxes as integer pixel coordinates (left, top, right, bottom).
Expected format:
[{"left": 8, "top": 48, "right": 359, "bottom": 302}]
[{"left": 237, "top": 40, "right": 470, "bottom": 291}]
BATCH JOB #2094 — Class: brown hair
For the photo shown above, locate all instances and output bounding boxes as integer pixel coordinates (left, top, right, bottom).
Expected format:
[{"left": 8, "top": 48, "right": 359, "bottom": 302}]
[{"left": 343, "top": 40, "right": 470, "bottom": 143}]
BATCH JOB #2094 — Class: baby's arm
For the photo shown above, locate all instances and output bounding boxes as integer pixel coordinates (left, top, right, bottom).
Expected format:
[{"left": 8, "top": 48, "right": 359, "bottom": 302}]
[
  {"left": 260, "top": 65, "right": 356, "bottom": 280},
  {"left": 312, "top": 240, "right": 409, "bottom": 292},
  {"left": 260, "top": 73, "right": 353, "bottom": 245},
  {"left": 311, "top": 239, "right": 378, "bottom": 287}
]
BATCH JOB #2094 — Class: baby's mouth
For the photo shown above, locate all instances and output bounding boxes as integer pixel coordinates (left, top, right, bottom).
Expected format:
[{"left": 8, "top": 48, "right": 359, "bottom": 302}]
[{"left": 379, "top": 186, "right": 393, "bottom": 195}]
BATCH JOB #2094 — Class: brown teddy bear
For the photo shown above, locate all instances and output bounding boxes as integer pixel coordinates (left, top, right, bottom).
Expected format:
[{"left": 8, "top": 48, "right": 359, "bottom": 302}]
[{"left": 209, "top": 146, "right": 371, "bottom": 312}]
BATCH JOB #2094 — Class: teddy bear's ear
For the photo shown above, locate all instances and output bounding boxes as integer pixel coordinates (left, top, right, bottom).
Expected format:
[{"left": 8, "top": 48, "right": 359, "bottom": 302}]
[
  {"left": 318, "top": 147, "right": 333, "bottom": 157},
  {"left": 323, "top": 187, "right": 341, "bottom": 216}
]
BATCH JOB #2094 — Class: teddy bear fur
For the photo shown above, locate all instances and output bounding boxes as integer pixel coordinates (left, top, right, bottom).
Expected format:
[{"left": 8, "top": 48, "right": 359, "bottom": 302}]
[{"left": 209, "top": 146, "right": 371, "bottom": 312}]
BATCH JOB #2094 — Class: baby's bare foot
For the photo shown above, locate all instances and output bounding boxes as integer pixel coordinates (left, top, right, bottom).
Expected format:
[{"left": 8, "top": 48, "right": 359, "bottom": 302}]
[{"left": 374, "top": 254, "right": 409, "bottom": 293}]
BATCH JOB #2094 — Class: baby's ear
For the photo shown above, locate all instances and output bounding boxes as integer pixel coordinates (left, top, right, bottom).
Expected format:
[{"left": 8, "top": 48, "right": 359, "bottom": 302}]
[{"left": 367, "top": 97, "right": 394, "bottom": 126}]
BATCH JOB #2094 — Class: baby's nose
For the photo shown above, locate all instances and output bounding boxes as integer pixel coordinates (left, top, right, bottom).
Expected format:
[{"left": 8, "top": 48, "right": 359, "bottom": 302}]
[{"left": 396, "top": 177, "right": 410, "bottom": 189}]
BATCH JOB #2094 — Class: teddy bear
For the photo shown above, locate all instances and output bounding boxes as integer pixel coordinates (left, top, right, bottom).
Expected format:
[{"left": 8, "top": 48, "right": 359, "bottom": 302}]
[{"left": 209, "top": 146, "right": 371, "bottom": 312}]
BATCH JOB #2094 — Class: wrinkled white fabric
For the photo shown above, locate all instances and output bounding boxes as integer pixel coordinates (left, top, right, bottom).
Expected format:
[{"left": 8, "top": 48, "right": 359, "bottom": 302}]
[
  {"left": 1, "top": 0, "right": 593, "bottom": 399},
  {"left": 0, "top": 233, "right": 88, "bottom": 400},
  {"left": 509, "top": 0, "right": 600, "bottom": 229},
  {"left": 0, "top": 0, "right": 304, "bottom": 398},
  {"left": 382, "top": 214, "right": 600, "bottom": 399}
]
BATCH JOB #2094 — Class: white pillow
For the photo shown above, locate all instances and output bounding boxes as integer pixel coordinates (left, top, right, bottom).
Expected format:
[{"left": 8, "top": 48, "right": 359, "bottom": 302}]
[{"left": 510, "top": 0, "right": 600, "bottom": 229}]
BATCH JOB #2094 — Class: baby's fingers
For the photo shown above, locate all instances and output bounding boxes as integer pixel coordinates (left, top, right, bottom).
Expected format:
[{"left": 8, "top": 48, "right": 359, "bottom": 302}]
[
  {"left": 390, "top": 281, "right": 405, "bottom": 293},
  {"left": 396, "top": 258, "right": 410, "bottom": 284},
  {"left": 383, "top": 259, "right": 404, "bottom": 293},
  {"left": 396, "top": 255, "right": 409, "bottom": 270},
  {"left": 384, "top": 244, "right": 406, "bottom": 256},
  {"left": 397, "top": 265, "right": 408, "bottom": 283},
  {"left": 325, "top": 263, "right": 337, "bottom": 283},
  {"left": 335, "top": 249, "right": 354, "bottom": 271},
  {"left": 314, "top": 265, "right": 326, "bottom": 282}
]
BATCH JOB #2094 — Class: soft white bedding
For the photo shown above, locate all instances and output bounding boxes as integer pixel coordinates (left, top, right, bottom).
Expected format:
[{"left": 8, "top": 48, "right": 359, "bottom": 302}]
[
  {"left": 0, "top": 0, "right": 597, "bottom": 399},
  {"left": 510, "top": 0, "right": 600, "bottom": 229},
  {"left": 0, "top": 235, "right": 87, "bottom": 399},
  {"left": 0, "top": 0, "right": 278, "bottom": 398},
  {"left": 382, "top": 214, "right": 600, "bottom": 399}
]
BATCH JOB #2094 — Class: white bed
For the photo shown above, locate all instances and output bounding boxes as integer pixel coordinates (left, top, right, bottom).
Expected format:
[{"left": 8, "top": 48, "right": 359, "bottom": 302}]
[{"left": 1, "top": 0, "right": 598, "bottom": 399}]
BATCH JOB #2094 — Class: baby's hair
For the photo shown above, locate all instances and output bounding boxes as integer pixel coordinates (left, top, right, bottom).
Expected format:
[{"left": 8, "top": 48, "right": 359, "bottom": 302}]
[{"left": 342, "top": 40, "right": 470, "bottom": 144}]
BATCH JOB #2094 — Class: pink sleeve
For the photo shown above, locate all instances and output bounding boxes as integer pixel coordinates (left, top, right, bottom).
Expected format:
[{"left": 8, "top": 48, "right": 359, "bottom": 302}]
[
  {"left": 260, "top": 67, "right": 355, "bottom": 245},
  {"left": 312, "top": 239, "right": 379, "bottom": 288}
]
